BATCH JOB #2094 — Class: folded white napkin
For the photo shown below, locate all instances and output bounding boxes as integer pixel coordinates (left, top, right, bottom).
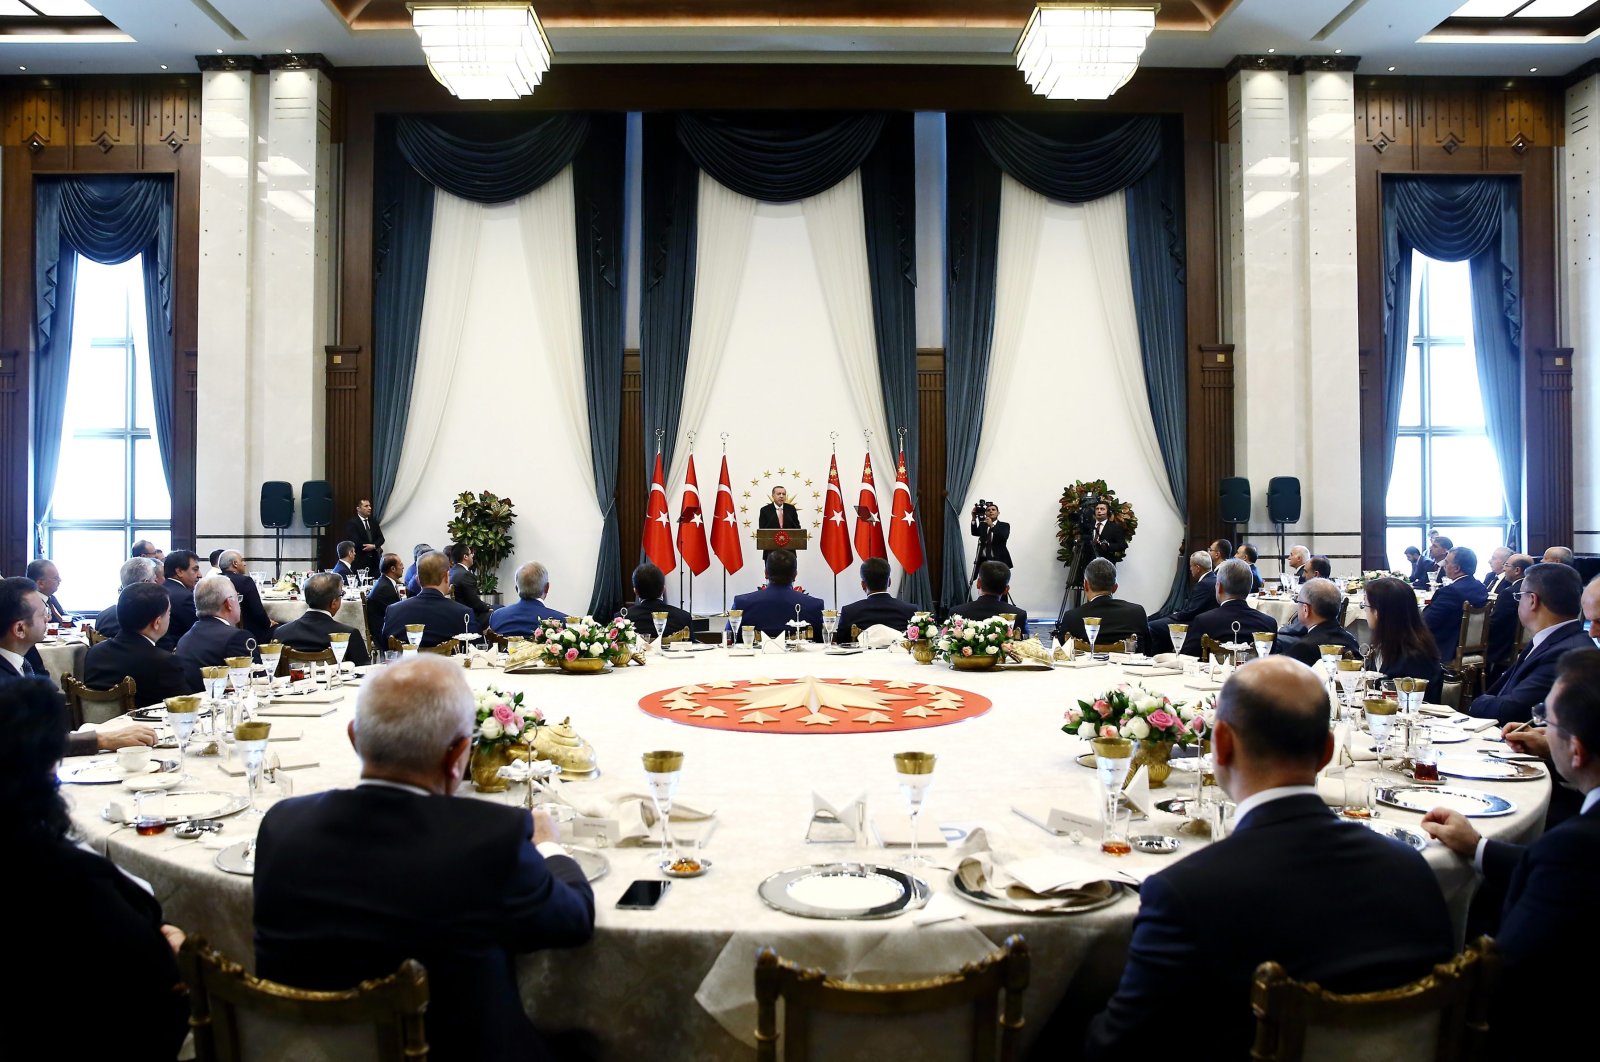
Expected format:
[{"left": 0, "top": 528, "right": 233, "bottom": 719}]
[
  {"left": 953, "top": 829, "right": 1138, "bottom": 913},
  {"left": 808, "top": 791, "right": 866, "bottom": 843},
  {"left": 254, "top": 702, "right": 339, "bottom": 717},
  {"left": 216, "top": 748, "right": 319, "bottom": 774},
  {"left": 858, "top": 624, "right": 903, "bottom": 649},
  {"left": 552, "top": 789, "right": 716, "bottom": 847},
  {"left": 870, "top": 813, "right": 946, "bottom": 848},
  {"left": 760, "top": 632, "right": 787, "bottom": 654},
  {"left": 911, "top": 891, "right": 969, "bottom": 926},
  {"left": 1123, "top": 765, "right": 1153, "bottom": 818}
]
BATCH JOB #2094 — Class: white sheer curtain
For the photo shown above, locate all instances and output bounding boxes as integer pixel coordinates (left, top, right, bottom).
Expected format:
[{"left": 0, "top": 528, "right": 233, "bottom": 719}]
[
  {"left": 970, "top": 174, "right": 1046, "bottom": 480},
  {"left": 384, "top": 191, "right": 484, "bottom": 521},
  {"left": 800, "top": 170, "right": 896, "bottom": 472},
  {"left": 516, "top": 166, "right": 595, "bottom": 499},
  {"left": 1083, "top": 190, "right": 1181, "bottom": 522},
  {"left": 667, "top": 171, "right": 757, "bottom": 489}
]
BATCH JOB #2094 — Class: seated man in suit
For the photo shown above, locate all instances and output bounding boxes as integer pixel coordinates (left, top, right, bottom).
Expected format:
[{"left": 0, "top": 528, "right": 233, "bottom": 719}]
[
  {"left": 950, "top": 560, "right": 1028, "bottom": 636},
  {"left": 330, "top": 540, "right": 357, "bottom": 580},
  {"left": 1306, "top": 555, "right": 1332, "bottom": 581},
  {"left": 1422, "top": 545, "right": 1489, "bottom": 663},
  {"left": 382, "top": 551, "right": 476, "bottom": 648},
  {"left": 217, "top": 549, "right": 277, "bottom": 644},
  {"left": 1404, "top": 545, "right": 1438, "bottom": 590},
  {"left": 24, "top": 558, "right": 69, "bottom": 625},
  {"left": 1054, "top": 558, "right": 1148, "bottom": 652},
  {"left": 447, "top": 544, "right": 493, "bottom": 633},
  {"left": 253, "top": 655, "right": 595, "bottom": 1062},
  {"left": 0, "top": 579, "right": 156, "bottom": 754},
  {"left": 275, "top": 573, "right": 371, "bottom": 668},
  {"left": 1178, "top": 559, "right": 1278, "bottom": 657},
  {"left": 1273, "top": 577, "right": 1359, "bottom": 665},
  {"left": 732, "top": 549, "right": 825, "bottom": 638},
  {"left": 624, "top": 562, "right": 692, "bottom": 642},
  {"left": 1542, "top": 545, "right": 1576, "bottom": 567},
  {"left": 131, "top": 539, "right": 165, "bottom": 572},
  {"left": 403, "top": 543, "right": 432, "bottom": 598},
  {"left": 159, "top": 550, "right": 201, "bottom": 651},
  {"left": 1285, "top": 543, "right": 1311, "bottom": 584},
  {"left": 1234, "top": 543, "right": 1264, "bottom": 593},
  {"left": 84, "top": 581, "right": 190, "bottom": 705},
  {"left": 365, "top": 552, "right": 405, "bottom": 642},
  {"left": 174, "top": 575, "right": 258, "bottom": 692},
  {"left": 1149, "top": 552, "right": 1218, "bottom": 653},
  {"left": 1483, "top": 545, "right": 1514, "bottom": 597},
  {"left": 93, "top": 557, "right": 161, "bottom": 638},
  {"left": 1085, "top": 656, "right": 1454, "bottom": 1059},
  {"left": 1467, "top": 562, "right": 1591, "bottom": 725},
  {"left": 1424, "top": 649, "right": 1600, "bottom": 1055},
  {"left": 1485, "top": 552, "right": 1533, "bottom": 681},
  {"left": 489, "top": 561, "right": 566, "bottom": 638},
  {"left": 836, "top": 557, "right": 915, "bottom": 640}
]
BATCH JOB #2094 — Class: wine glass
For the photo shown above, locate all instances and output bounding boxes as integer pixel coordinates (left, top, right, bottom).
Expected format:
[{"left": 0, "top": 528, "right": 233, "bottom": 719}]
[
  {"left": 892, "top": 752, "right": 936, "bottom": 868},
  {"left": 235, "top": 720, "right": 273, "bottom": 816},
  {"left": 1318, "top": 645, "right": 1345, "bottom": 687},
  {"left": 329, "top": 632, "right": 350, "bottom": 666},
  {"left": 1335, "top": 660, "right": 1365, "bottom": 709},
  {"left": 1280, "top": 571, "right": 1295, "bottom": 595},
  {"left": 1091, "top": 737, "right": 1133, "bottom": 850},
  {"left": 1365, "top": 696, "right": 1397, "bottom": 769},
  {"left": 1395, "top": 676, "right": 1426, "bottom": 717},
  {"left": 822, "top": 609, "right": 839, "bottom": 648},
  {"left": 1167, "top": 624, "right": 1188, "bottom": 657},
  {"left": 164, "top": 695, "right": 201, "bottom": 780},
  {"left": 1083, "top": 617, "right": 1102, "bottom": 659},
  {"left": 1253, "top": 632, "right": 1274, "bottom": 659},
  {"left": 727, "top": 610, "right": 743, "bottom": 649},
  {"left": 641, "top": 750, "right": 684, "bottom": 865},
  {"left": 258, "top": 641, "right": 283, "bottom": 682},
  {"left": 405, "top": 623, "right": 425, "bottom": 648},
  {"left": 652, "top": 611, "right": 668, "bottom": 654}
]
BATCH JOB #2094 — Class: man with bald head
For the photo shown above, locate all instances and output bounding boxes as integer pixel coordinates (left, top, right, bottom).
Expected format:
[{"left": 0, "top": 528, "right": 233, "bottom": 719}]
[
  {"left": 217, "top": 550, "right": 276, "bottom": 643},
  {"left": 1084, "top": 657, "right": 1453, "bottom": 1060},
  {"left": 1542, "top": 545, "right": 1576, "bottom": 567}
]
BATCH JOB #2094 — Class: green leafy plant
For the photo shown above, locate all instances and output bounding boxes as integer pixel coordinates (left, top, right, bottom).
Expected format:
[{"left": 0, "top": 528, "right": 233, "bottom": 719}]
[
  {"left": 447, "top": 490, "right": 516, "bottom": 595},
  {"left": 1055, "top": 479, "right": 1138, "bottom": 567}
]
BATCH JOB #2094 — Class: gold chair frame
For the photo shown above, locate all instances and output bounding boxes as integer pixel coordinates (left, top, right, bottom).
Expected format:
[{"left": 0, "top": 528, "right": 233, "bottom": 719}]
[
  {"left": 386, "top": 636, "right": 454, "bottom": 656},
  {"left": 61, "top": 673, "right": 138, "bottom": 728},
  {"left": 277, "top": 646, "right": 337, "bottom": 676}
]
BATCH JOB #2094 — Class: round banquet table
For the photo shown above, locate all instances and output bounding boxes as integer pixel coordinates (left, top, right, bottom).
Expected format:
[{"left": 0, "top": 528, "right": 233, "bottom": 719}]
[
  {"left": 260, "top": 594, "right": 370, "bottom": 643},
  {"left": 65, "top": 648, "right": 1548, "bottom": 1061},
  {"left": 36, "top": 635, "right": 89, "bottom": 690},
  {"left": 1248, "top": 592, "right": 1382, "bottom": 644}
]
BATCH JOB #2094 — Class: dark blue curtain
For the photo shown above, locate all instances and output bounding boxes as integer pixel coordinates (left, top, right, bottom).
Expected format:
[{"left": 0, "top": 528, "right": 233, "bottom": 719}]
[
  {"left": 945, "top": 114, "right": 1189, "bottom": 613},
  {"left": 676, "top": 113, "right": 887, "bottom": 204},
  {"left": 1381, "top": 177, "right": 1522, "bottom": 542},
  {"left": 639, "top": 114, "right": 700, "bottom": 495},
  {"left": 34, "top": 175, "right": 175, "bottom": 529},
  {"left": 394, "top": 113, "right": 590, "bottom": 204}
]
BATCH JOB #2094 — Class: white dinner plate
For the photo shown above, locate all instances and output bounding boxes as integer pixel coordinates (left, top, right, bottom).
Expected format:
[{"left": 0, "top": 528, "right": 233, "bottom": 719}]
[
  {"left": 60, "top": 759, "right": 160, "bottom": 785},
  {"left": 1436, "top": 755, "right": 1545, "bottom": 782},
  {"left": 103, "top": 790, "right": 250, "bottom": 824}
]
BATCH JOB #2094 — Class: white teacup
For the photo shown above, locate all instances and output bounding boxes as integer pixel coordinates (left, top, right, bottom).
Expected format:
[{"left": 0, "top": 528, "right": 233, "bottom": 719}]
[{"left": 117, "top": 746, "right": 152, "bottom": 773}]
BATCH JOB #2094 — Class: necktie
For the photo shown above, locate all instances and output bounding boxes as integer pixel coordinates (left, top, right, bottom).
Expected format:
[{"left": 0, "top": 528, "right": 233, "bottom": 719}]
[
  {"left": 777, "top": 506, "right": 784, "bottom": 528},
  {"left": 21, "top": 657, "right": 36, "bottom": 678},
  {"left": 362, "top": 517, "right": 370, "bottom": 534}
]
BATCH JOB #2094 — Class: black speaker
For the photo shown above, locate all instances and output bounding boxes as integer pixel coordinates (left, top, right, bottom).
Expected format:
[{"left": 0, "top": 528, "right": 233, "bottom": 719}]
[
  {"left": 260, "top": 481, "right": 294, "bottom": 529},
  {"left": 301, "top": 480, "right": 334, "bottom": 529},
  {"left": 1219, "top": 477, "right": 1251, "bottom": 525},
  {"left": 1267, "top": 477, "right": 1302, "bottom": 525}
]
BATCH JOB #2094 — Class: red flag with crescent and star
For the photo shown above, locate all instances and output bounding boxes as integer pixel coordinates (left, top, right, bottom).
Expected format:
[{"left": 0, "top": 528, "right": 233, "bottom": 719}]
[
  {"left": 888, "top": 449, "right": 925, "bottom": 573},
  {"left": 853, "top": 453, "right": 888, "bottom": 561},
  {"left": 711, "top": 455, "right": 744, "bottom": 574},
  {"left": 821, "top": 454, "right": 853, "bottom": 574},
  {"left": 676, "top": 454, "right": 710, "bottom": 576},
  {"left": 643, "top": 451, "right": 676, "bottom": 574}
]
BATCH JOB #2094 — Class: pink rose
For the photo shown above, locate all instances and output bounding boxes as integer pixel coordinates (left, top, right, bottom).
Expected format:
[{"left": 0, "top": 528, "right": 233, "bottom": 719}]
[
  {"left": 492, "top": 704, "right": 516, "bottom": 725},
  {"left": 510, "top": 712, "right": 524, "bottom": 731},
  {"left": 1093, "top": 699, "right": 1109, "bottom": 712},
  {"left": 1098, "top": 724, "right": 1118, "bottom": 740},
  {"left": 962, "top": 646, "right": 973, "bottom": 657},
  {"left": 1065, "top": 707, "right": 1082, "bottom": 725},
  {"left": 565, "top": 647, "right": 579, "bottom": 661},
  {"left": 1148, "top": 709, "right": 1178, "bottom": 730}
]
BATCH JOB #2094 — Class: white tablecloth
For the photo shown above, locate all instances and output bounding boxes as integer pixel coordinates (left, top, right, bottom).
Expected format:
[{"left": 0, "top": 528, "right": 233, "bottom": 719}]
[
  {"left": 37, "top": 636, "right": 88, "bottom": 688},
  {"left": 65, "top": 649, "right": 1547, "bottom": 1060},
  {"left": 1248, "top": 593, "right": 1381, "bottom": 645},
  {"left": 260, "top": 595, "right": 370, "bottom": 645}
]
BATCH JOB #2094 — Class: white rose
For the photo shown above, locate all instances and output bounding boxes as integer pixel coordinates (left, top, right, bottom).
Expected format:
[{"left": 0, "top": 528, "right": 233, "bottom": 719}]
[
  {"left": 1178, "top": 704, "right": 1196, "bottom": 722},
  {"left": 986, "top": 645, "right": 999, "bottom": 654},
  {"left": 1124, "top": 715, "right": 1151, "bottom": 740},
  {"left": 589, "top": 644, "right": 604, "bottom": 656},
  {"left": 1140, "top": 696, "right": 1163, "bottom": 713},
  {"left": 1077, "top": 721, "right": 1096, "bottom": 739},
  {"left": 480, "top": 718, "right": 503, "bottom": 740}
]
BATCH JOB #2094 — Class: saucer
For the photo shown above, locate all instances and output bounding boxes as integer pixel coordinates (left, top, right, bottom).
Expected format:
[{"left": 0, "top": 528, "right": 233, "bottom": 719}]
[{"left": 124, "top": 772, "right": 184, "bottom": 792}]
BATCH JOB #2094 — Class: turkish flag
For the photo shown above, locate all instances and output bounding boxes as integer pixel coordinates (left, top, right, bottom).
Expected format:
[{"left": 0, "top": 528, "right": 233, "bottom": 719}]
[
  {"left": 711, "top": 455, "right": 744, "bottom": 574},
  {"left": 676, "top": 455, "right": 710, "bottom": 576},
  {"left": 888, "top": 449, "right": 925, "bottom": 573},
  {"left": 642, "top": 451, "right": 676, "bottom": 575},
  {"left": 853, "top": 453, "right": 888, "bottom": 561},
  {"left": 821, "top": 454, "right": 853, "bottom": 574}
]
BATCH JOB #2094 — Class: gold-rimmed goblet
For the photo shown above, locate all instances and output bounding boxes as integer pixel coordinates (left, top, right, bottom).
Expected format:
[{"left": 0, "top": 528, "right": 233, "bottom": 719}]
[{"left": 892, "top": 751, "right": 936, "bottom": 868}]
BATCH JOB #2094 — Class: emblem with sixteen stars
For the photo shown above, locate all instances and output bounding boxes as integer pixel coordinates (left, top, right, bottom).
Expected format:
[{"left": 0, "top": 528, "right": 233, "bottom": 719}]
[{"left": 638, "top": 677, "right": 990, "bottom": 733}]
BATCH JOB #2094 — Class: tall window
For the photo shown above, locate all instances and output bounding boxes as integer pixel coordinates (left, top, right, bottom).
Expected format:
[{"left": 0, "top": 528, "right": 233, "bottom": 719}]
[
  {"left": 1385, "top": 251, "right": 1509, "bottom": 570},
  {"left": 42, "top": 256, "right": 170, "bottom": 608}
]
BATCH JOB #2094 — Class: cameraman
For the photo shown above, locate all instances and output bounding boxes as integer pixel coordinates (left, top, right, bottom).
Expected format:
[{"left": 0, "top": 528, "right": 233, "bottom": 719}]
[
  {"left": 1087, "top": 499, "right": 1127, "bottom": 561},
  {"left": 970, "top": 500, "right": 1012, "bottom": 582}
]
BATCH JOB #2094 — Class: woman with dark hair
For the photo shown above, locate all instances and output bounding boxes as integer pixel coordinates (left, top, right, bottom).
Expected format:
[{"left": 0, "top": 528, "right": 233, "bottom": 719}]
[
  {"left": 1364, "top": 576, "right": 1443, "bottom": 703},
  {"left": 6, "top": 678, "right": 189, "bottom": 1059}
]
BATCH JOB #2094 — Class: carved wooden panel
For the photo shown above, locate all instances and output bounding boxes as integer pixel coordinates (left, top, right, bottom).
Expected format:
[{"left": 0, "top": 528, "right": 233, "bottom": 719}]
[
  {"left": 144, "top": 79, "right": 201, "bottom": 154},
  {"left": 73, "top": 80, "right": 137, "bottom": 153},
  {"left": 1194, "top": 343, "right": 1235, "bottom": 546},
  {"left": 916, "top": 350, "right": 946, "bottom": 600},
  {"left": 324, "top": 346, "right": 363, "bottom": 568},
  {"left": 1485, "top": 86, "right": 1553, "bottom": 156},
  {"left": 2, "top": 85, "right": 68, "bottom": 151},
  {"left": 1356, "top": 81, "right": 1408, "bottom": 155},
  {"left": 1416, "top": 83, "right": 1481, "bottom": 160},
  {"left": 1528, "top": 348, "right": 1574, "bottom": 554}
]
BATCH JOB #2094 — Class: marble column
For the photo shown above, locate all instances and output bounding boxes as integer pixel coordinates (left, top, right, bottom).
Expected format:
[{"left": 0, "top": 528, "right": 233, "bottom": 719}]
[{"left": 1565, "top": 72, "right": 1599, "bottom": 554}]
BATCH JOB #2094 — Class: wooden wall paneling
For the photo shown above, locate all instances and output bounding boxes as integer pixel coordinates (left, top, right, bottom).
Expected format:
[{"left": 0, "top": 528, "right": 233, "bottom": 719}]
[
  {"left": 619, "top": 352, "right": 643, "bottom": 592},
  {"left": 325, "top": 346, "right": 364, "bottom": 552},
  {"left": 1182, "top": 78, "right": 1224, "bottom": 550},
  {"left": 1414, "top": 82, "right": 1483, "bottom": 170},
  {"left": 1194, "top": 343, "right": 1235, "bottom": 554},
  {"left": 1529, "top": 348, "right": 1575, "bottom": 556},
  {"left": 0, "top": 351, "right": 21, "bottom": 571},
  {"left": 916, "top": 349, "right": 945, "bottom": 603}
]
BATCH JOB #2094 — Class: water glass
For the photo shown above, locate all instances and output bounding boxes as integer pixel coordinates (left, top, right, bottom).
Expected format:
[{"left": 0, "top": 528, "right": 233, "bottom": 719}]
[{"left": 892, "top": 751, "right": 936, "bottom": 868}]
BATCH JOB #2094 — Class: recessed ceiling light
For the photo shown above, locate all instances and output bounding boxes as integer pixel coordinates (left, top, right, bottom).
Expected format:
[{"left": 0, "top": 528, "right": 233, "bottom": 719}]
[
  {"left": 284, "top": 47, "right": 292, "bottom": 53},
  {"left": 215, "top": 48, "right": 222, "bottom": 53},
  {"left": 1267, "top": 47, "right": 1276, "bottom": 53},
  {"left": 18, "top": 66, "right": 25, "bottom": 71},
  {"left": 1530, "top": 66, "right": 1538, "bottom": 72},
  {"left": 1334, "top": 48, "right": 1342, "bottom": 54},
  {"left": 1388, "top": 66, "right": 1397, "bottom": 71},
  {"left": 159, "top": 64, "right": 167, "bottom": 70}
]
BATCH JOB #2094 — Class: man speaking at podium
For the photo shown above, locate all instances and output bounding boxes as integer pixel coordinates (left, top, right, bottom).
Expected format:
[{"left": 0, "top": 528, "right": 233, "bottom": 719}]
[{"left": 758, "top": 486, "right": 801, "bottom": 560}]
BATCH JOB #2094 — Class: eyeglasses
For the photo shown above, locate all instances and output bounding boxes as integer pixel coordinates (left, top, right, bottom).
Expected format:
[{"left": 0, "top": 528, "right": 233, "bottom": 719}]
[{"left": 1531, "top": 702, "right": 1560, "bottom": 731}]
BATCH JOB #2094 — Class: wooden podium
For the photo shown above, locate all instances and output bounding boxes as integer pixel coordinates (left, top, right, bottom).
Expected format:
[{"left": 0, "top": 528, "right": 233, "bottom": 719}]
[{"left": 755, "top": 528, "right": 809, "bottom": 553}]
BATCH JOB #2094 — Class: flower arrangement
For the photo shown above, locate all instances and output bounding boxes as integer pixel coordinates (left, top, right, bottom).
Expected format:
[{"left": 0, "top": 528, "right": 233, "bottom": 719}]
[
  {"left": 528, "top": 617, "right": 569, "bottom": 661},
  {"left": 474, "top": 686, "right": 543, "bottom": 748},
  {"left": 937, "top": 615, "right": 1010, "bottom": 661},
  {"left": 905, "top": 611, "right": 939, "bottom": 642},
  {"left": 605, "top": 615, "right": 641, "bottom": 660},
  {"left": 1055, "top": 479, "right": 1137, "bottom": 566},
  {"left": 529, "top": 615, "right": 613, "bottom": 663},
  {"left": 1062, "top": 684, "right": 1202, "bottom": 746}
]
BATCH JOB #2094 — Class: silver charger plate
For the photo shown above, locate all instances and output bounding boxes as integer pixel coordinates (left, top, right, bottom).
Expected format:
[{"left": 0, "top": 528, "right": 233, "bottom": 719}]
[
  {"left": 1346, "top": 818, "right": 1430, "bottom": 851},
  {"left": 1372, "top": 785, "right": 1515, "bottom": 818},
  {"left": 102, "top": 790, "right": 250, "bottom": 825},
  {"left": 758, "top": 863, "right": 930, "bottom": 920},
  {"left": 1436, "top": 755, "right": 1545, "bottom": 782},
  {"left": 949, "top": 871, "right": 1127, "bottom": 916},
  {"left": 214, "top": 840, "right": 255, "bottom": 876},
  {"left": 1486, "top": 749, "right": 1543, "bottom": 762},
  {"left": 566, "top": 845, "right": 610, "bottom": 883},
  {"left": 60, "top": 759, "right": 164, "bottom": 785}
]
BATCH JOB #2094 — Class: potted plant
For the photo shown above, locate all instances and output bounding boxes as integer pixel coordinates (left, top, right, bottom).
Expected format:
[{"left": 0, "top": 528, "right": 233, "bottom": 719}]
[
  {"left": 447, "top": 490, "right": 516, "bottom": 598},
  {"left": 470, "top": 687, "right": 543, "bottom": 792},
  {"left": 1063, "top": 684, "right": 1202, "bottom": 789},
  {"left": 904, "top": 611, "right": 939, "bottom": 664},
  {"left": 937, "top": 615, "right": 1008, "bottom": 670}
]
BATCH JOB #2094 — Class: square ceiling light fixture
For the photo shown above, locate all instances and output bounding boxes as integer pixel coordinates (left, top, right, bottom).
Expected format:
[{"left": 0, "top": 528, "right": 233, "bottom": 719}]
[
  {"left": 1014, "top": 3, "right": 1160, "bottom": 100},
  {"left": 409, "top": 3, "right": 552, "bottom": 100}
]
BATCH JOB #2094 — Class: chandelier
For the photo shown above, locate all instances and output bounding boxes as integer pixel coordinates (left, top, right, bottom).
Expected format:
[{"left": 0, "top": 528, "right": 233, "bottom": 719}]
[
  {"left": 1014, "top": 4, "right": 1160, "bottom": 101},
  {"left": 409, "top": 3, "right": 552, "bottom": 100}
]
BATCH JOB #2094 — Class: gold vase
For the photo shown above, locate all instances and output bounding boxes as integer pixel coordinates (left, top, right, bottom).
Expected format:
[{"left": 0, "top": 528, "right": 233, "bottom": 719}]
[
  {"left": 950, "top": 653, "right": 999, "bottom": 671},
  {"left": 1133, "top": 739, "right": 1175, "bottom": 789},
  {"left": 608, "top": 646, "right": 633, "bottom": 667},
  {"left": 910, "top": 639, "right": 936, "bottom": 665},
  {"left": 470, "top": 742, "right": 511, "bottom": 792},
  {"left": 560, "top": 655, "right": 607, "bottom": 673}
]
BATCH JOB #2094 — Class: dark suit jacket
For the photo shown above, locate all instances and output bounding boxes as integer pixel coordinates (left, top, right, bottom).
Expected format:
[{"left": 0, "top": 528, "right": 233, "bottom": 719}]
[
  {"left": 342, "top": 514, "right": 385, "bottom": 575},
  {"left": 366, "top": 577, "right": 402, "bottom": 642},
  {"left": 1054, "top": 596, "right": 1149, "bottom": 650},
  {"left": 174, "top": 616, "right": 257, "bottom": 692},
  {"left": 1409, "top": 556, "right": 1439, "bottom": 589},
  {"left": 254, "top": 786, "right": 596, "bottom": 1062},
  {"left": 159, "top": 579, "right": 196, "bottom": 651},
  {"left": 1084, "top": 794, "right": 1453, "bottom": 1060},
  {"left": 1180, "top": 598, "right": 1279, "bottom": 657},
  {"left": 44, "top": 593, "right": 69, "bottom": 624},
  {"left": 969, "top": 517, "right": 1013, "bottom": 569},
  {"left": 837, "top": 592, "right": 915, "bottom": 639},
  {"left": 381, "top": 587, "right": 477, "bottom": 648},
  {"left": 330, "top": 560, "right": 353, "bottom": 579},
  {"left": 1169, "top": 571, "right": 1219, "bottom": 624},
  {"left": 488, "top": 597, "right": 566, "bottom": 639},
  {"left": 1275, "top": 619, "right": 1361, "bottom": 666},
  {"left": 274, "top": 609, "right": 371, "bottom": 668},
  {"left": 403, "top": 562, "right": 422, "bottom": 599},
  {"left": 93, "top": 603, "right": 121, "bottom": 639},
  {"left": 28, "top": 840, "right": 189, "bottom": 1062},
  {"left": 731, "top": 583, "right": 825, "bottom": 638},
  {"left": 1485, "top": 577, "right": 1522, "bottom": 678},
  {"left": 225, "top": 570, "right": 276, "bottom": 643},
  {"left": 449, "top": 564, "right": 493, "bottom": 630},
  {"left": 626, "top": 597, "right": 693, "bottom": 639},
  {"left": 1374, "top": 649, "right": 1444, "bottom": 705},
  {"left": 84, "top": 632, "right": 190, "bottom": 706},
  {"left": 756, "top": 502, "right": 800, "bottom": 530},
  {"left": 950, "top": 593, "right": 1028, "bottom": 635},
  {"left": 1087, "top": 519, "right": 1128, "bottom": 561},
  {"left": 1422, "top": 573, "right": 1488, "bottom": 662},
  {"left": 1468, "top": 620, "right": 1594, "bottom": 724}
]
